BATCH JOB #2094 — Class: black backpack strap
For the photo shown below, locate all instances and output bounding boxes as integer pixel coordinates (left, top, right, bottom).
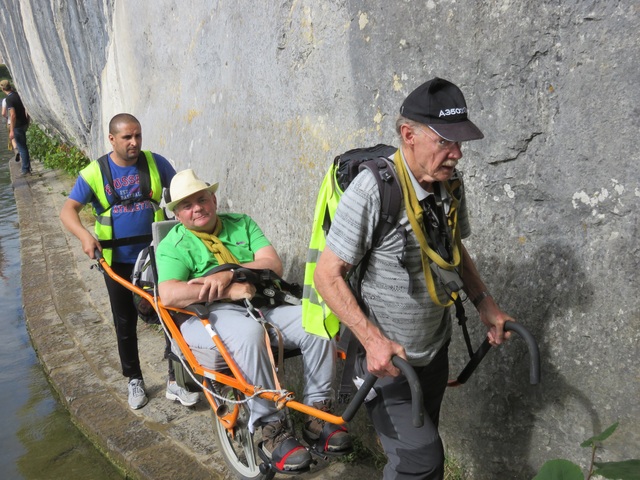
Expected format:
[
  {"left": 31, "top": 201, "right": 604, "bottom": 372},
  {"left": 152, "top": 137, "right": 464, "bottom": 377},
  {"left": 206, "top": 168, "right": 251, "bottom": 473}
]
[
  {"left": 454, "top": 296, "right": 474, "bottom": 359},
  {"left": 96, "top": 154, "right": 121, "bottom": 206},
  {"left": 337, "top": 328, "right": 361, "bottom": 404},
  {"left": 96, "top": 151, "right": 153, "bottom": 206},
  {"left": 99, "top": 234, "right": 153, "bottom": 249},
  {"left": 94, "top": 153, "right": 159, "bottom": 252},
  {"left": 136, "top": 151, "right": 152, "bottom": 200},
  {"left": 360, "top": 157, "right": 403, "bottom": 247},
  {"left": 351, "top": 155, "right": 405, "bottom": 302}
]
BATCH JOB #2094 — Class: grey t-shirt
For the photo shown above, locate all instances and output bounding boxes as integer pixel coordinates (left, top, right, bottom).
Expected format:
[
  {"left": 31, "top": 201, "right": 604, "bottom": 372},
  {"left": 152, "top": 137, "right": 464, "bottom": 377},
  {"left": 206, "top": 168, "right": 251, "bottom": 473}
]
[{"left": 325, "top": 154, "right": 470, "bottom": 367}]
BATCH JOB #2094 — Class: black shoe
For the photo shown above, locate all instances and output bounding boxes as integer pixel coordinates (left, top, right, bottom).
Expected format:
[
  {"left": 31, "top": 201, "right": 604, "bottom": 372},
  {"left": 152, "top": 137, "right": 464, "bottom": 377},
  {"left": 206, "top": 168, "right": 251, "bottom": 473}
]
[
  {"left": 303, "top": 400, "right": 352, "bottom": 454},
  {"left": 260, "top": 420, "right": 312, "bottom": 472}
]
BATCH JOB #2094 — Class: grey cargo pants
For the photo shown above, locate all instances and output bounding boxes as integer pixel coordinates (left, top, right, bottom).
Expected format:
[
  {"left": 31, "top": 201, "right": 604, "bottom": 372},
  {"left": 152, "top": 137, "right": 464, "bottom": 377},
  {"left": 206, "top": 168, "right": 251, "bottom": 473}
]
[
  {"left": 180, "top": 303, "right": 336, "bottom": 431},
  {"left": 356, "top": 343, "right": 450, "bottom": 480}
]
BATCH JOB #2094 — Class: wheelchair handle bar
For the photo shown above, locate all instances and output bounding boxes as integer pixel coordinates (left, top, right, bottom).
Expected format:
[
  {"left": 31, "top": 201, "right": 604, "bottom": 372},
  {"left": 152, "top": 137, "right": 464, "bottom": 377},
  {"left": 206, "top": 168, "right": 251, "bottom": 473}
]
[
  {"left": 453, "top": 320, "right": 540, "bottom": 386},
  {"left": 342, "top": 356, "right": 424, "bottom": 428}
]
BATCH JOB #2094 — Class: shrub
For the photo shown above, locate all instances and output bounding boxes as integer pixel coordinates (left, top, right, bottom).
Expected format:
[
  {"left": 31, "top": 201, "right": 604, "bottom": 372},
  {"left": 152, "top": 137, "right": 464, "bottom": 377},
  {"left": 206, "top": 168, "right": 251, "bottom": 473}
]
[{"left": 26, "top": 125, "right": 89, "bottom": 176}]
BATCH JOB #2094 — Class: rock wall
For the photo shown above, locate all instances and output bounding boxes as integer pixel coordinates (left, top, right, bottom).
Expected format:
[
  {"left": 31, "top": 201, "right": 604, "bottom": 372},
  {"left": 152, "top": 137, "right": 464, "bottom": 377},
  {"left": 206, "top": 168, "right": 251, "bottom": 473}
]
[{"left": 1, "top": 1, "right": 638, "bottom": 478}]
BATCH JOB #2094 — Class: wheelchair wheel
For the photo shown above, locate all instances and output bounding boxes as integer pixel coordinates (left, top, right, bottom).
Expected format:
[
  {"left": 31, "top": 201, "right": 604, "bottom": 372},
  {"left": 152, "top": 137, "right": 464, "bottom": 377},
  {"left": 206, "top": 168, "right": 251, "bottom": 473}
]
[{"left": 211, "top": 385, "right": 275, "bottom": 480}]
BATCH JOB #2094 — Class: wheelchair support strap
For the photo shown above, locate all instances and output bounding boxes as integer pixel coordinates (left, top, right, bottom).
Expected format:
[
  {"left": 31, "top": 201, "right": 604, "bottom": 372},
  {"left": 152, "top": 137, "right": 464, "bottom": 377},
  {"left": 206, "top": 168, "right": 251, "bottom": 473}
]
[
  {"left": 243, "top": 299, "right": 285, "bottom": 391},
  {"left": 262, "top": 322, "right": 284, "bottom": 390}
]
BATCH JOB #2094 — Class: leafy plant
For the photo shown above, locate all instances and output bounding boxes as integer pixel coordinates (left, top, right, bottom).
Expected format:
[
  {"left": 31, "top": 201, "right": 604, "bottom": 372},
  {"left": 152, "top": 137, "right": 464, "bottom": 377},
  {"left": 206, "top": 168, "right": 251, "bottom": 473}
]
[
  {"left": 533, "top": 422, "right": 640, "bottom": 480},
  {"left": 444, "top": 453, "right": 466, "bottom": 480},
  {"left": 26, "top": 124, "right": 90, "bottom": 176}
]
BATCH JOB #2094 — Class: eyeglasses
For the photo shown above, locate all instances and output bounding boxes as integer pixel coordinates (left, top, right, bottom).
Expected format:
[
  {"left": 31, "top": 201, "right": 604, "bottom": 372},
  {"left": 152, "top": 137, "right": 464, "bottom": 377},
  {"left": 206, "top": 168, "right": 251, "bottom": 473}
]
[{"left": 417, "top": 127, "right": 461, "bottom": 151}]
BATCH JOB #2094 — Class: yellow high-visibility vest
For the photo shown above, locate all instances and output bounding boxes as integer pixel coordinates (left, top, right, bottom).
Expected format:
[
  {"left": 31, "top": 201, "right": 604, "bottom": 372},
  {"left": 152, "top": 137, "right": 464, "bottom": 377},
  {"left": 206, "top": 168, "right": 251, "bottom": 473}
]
[
  {"left": 301, "top": 167, "right": 342, "bottom": 339},
  {"left": 302, "top": 151, "right": 464, "bottom": 337},
  {"left": 79, "top": 151, "right": 164, "bottom": 265}
]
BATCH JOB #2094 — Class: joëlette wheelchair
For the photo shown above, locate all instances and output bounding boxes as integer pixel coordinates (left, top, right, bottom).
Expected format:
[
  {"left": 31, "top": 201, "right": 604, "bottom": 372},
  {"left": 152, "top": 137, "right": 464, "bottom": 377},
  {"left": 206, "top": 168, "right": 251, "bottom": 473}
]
[{"left": 92, "top": 220, "right": 540, "bottom": 480}]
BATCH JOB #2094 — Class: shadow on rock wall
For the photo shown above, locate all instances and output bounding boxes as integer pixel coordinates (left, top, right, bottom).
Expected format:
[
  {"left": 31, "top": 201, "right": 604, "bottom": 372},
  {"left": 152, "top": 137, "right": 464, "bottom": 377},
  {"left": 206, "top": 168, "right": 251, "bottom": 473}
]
[{"left": 444, "top": 241, "right": 600, "bottom": 479}]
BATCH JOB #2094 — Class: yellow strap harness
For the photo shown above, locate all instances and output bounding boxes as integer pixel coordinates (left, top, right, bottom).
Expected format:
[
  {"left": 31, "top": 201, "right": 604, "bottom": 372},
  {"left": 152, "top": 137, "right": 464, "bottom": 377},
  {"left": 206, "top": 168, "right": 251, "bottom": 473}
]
[{"left": 393, "top": 149, "right": 463, "bottom": 307}]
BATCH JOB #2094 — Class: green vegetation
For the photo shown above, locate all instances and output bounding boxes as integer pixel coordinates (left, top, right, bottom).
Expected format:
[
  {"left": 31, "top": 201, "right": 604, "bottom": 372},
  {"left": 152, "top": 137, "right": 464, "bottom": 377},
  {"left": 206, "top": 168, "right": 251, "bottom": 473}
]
[
  {"left": 533, "top": 422, "right": 640, "bottom": 480},
  {"left": 338, "top": 434, "right": 388, "bottom": 468},
  {"left": 0, "top": 64, "right": 10, "bottom": 79},
  {"left": 1, "top": 65, "right": 10, "bottom": 101},
  {"left": 26, "top": 124, "right": 90, "bottom": 177},
  {"left": 444, "top": 453, "right": 466, "bottom": 480}
]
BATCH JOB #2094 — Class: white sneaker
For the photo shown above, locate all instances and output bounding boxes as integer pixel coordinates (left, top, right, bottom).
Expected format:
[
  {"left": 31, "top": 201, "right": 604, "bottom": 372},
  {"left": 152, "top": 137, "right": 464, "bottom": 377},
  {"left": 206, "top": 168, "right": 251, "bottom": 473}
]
[
  {"left": 128, "top": 378, "right": 148, "bottom": 409},
  {"left": 166, "top": 381, "right": 200, "bottom": 407}
]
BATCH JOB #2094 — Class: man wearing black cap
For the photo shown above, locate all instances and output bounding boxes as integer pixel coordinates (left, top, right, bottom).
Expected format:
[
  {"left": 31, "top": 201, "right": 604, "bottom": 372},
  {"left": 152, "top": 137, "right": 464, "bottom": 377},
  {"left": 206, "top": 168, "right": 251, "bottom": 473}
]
[{"left": 315, "top": 78, "right": 514, "bottom": 479}]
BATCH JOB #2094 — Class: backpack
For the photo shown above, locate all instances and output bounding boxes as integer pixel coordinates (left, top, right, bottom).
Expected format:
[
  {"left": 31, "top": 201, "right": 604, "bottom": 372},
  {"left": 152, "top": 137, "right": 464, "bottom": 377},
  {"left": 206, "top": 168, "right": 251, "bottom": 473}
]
[
  {"left": 302, "top": 143, "right": 467, "bottom": 336},
  {"left": 131, "top": 246, "right": 160, "bottom": 325},
  {"left": 327, "top": 144, "right": 402, "bottom": 248},
  {"left": 302, "top": 144, "right": 403, "bottom": 339}
]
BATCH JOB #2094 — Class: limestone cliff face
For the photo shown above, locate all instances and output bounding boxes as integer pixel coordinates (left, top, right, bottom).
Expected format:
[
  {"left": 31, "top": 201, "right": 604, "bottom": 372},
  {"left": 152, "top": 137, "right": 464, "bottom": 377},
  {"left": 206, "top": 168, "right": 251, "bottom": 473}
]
[
  {"left": 0, "top": 0, "right": 112, "bottom": 146},
  {"left": 1, "top": 1, "right": 638, "bottom": 477}
]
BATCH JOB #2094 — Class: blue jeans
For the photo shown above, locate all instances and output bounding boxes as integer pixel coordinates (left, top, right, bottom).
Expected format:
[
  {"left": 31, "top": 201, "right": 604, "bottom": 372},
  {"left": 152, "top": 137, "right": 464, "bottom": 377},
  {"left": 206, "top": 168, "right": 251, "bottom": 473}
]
[{"left": 13, "top": 126, "right": 31, "bottom": 174}]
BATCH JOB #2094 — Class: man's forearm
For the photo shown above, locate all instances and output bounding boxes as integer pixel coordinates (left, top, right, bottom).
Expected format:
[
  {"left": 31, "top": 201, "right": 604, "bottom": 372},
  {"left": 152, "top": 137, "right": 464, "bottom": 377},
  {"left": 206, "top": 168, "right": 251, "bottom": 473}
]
[
  {"left": 320, "top": 276, "right": 380, "bottom": 345},
  {"left": 460, "top": 244, "right": 491, "bottom": 307},
  {"left": 315, "top": 248, "right": 407, "bottom": 375},
  {"left": 314, "top": 251, "right": 386, "bottom": 350},
  {"left": 60, "top": 200, "right": 97, "bottom": 248},
  {"left": 159, "top": 271, "right": 248, "bottom": 308},
  {"left": 158, "top": 280, "right": 204, "bottom": 308},
  {"left": 459, "top": 243, "right": 513, "bottom": 344},
  {"left": 244, "top": 246, "right": 283, "bottom": 276}
]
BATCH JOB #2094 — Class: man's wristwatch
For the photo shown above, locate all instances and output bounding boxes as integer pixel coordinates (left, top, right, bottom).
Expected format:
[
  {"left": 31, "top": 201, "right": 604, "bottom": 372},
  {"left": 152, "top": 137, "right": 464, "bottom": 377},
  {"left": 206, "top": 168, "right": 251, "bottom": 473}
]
[{"left": 471, "top": 291, "right": 492, "bottom": 308}]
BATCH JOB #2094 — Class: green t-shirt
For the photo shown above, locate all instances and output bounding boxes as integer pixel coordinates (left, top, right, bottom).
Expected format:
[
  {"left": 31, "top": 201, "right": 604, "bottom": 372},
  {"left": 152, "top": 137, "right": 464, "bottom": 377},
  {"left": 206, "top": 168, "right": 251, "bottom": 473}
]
[{"left": 155, "top": 213, "right": 272, "bottom": 283}]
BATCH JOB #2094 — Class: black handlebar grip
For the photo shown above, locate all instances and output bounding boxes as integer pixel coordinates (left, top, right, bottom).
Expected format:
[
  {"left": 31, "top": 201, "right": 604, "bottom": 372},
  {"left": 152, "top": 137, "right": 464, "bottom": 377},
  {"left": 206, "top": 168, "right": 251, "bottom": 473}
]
[
  {"left": 342, "top": 357, "right": 424, "bottom": 428},
  {"left": 504, "top": 321, "right": 541, "bottom": 384},
  {"left": 454, "top": 320, "right": 541, "bottom": 385},
  {"left": 341, "top": 372, "right": 377, "bottom": 422},
  {"left": 94, "top": 248, "right": 102, "bottom": 260},
  {"left": 392, "top": 356, "right": 424, "bottom": 427}
]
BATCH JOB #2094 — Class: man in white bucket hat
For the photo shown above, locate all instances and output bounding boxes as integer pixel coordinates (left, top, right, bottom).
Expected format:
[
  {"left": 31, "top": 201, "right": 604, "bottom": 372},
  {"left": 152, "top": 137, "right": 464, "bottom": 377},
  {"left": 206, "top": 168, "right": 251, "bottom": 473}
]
[{"left": 155, "top": 169, "right": 351, "bottom": 473}]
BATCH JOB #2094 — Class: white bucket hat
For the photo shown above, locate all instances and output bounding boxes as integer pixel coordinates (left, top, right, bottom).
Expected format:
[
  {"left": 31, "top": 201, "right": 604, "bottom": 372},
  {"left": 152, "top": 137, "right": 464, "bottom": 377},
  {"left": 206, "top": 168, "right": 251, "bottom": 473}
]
[{"left": 166, "top": 169, "right": 219, "bottom": 212}]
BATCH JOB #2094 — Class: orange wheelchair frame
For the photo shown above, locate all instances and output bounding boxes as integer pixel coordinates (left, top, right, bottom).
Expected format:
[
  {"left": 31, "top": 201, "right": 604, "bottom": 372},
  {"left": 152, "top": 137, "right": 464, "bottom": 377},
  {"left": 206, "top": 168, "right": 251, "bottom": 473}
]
[
  {"left": 93, "top": 251, "right": 426, "bottom": 479},
  {"left": 93, "top": 239, "right": 539, "bottom": 479}
]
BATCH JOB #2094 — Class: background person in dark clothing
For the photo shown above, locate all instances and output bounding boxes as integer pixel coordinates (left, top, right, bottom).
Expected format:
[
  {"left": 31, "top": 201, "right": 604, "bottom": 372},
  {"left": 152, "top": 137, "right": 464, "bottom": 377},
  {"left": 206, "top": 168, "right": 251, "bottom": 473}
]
[{"left": 1, "top": 79, "right": 31, "bottom": 175}]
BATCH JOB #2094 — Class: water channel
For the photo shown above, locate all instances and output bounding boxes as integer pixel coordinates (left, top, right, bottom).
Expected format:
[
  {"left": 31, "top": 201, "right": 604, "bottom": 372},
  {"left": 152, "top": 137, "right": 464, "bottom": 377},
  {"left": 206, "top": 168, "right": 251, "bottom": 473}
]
[{"left": 0, "top": 152, "right": 122, "bottom": 478}]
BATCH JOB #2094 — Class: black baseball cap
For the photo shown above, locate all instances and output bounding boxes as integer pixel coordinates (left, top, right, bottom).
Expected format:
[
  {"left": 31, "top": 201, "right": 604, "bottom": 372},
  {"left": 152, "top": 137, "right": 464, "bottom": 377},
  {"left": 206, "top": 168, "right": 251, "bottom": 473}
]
[{"left": 399, "top": 77, "right": 484, "bottom": 142}]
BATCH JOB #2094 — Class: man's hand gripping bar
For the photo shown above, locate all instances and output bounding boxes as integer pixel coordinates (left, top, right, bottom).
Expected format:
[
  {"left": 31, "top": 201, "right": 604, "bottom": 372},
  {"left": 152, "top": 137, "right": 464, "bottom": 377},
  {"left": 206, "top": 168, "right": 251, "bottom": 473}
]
[{"left": 341, "top": 356, "right": 424, "bottom": 428}]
